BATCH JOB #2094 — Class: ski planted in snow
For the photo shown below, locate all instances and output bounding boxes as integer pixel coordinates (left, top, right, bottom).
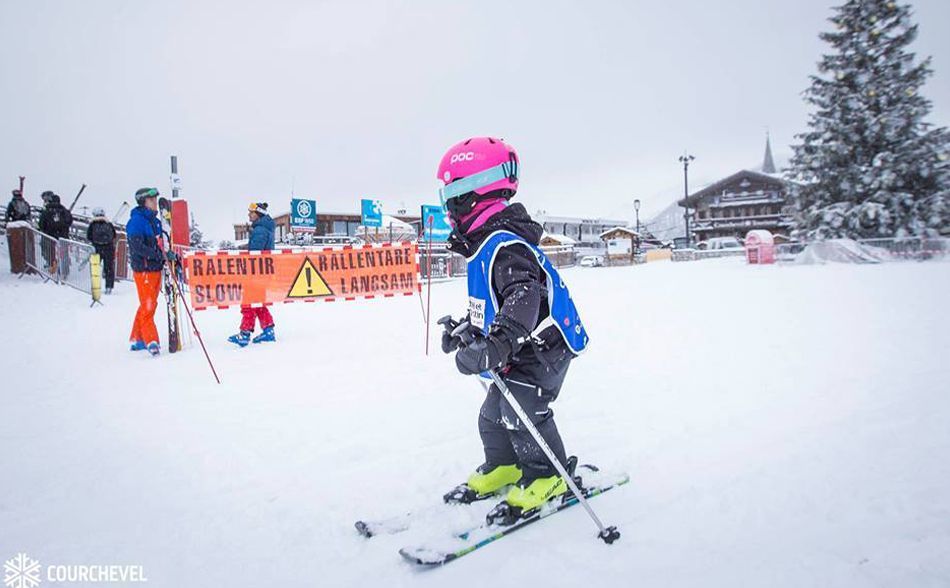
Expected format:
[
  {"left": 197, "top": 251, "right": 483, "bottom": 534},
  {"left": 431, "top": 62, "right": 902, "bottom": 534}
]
[
  {"left": 398, "top": 468, "right": 629, "bottom": 567},
  {"left": 158, "top": 197, "right": 182, "bottom": 353}
]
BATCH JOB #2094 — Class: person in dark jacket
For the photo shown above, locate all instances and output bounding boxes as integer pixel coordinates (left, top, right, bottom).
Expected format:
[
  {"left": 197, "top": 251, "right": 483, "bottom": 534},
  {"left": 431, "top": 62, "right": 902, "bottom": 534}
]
[
  {"left": 126, "top": 188, "right": 166, "bottom": 355},
  {"left": 228, "top": 202, "right": 277, "bottom": 346},
  {"left": 37, "top": 192, "right": 73, "bottom": 274},
  {"left": 437, "top": 137, "right": 589, "bottom": 517},
  {"left": 86, "top": 207, "right": 118, "bottom": 293},
  {"left": 5, "top": 188, "right": 32, "bottom": 223},
  {"left": 38, "top": 193, "right": 73, "bottom": 238}
]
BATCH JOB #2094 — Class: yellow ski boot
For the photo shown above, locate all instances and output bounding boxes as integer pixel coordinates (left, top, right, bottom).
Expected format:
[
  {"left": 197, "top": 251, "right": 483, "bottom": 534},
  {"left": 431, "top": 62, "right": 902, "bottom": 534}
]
[
  {"left": 444, "top": 464, "right": 522, "bottom": 504},
  {"left": 505, "top": 475, "right": 568, "bottom": 511}
]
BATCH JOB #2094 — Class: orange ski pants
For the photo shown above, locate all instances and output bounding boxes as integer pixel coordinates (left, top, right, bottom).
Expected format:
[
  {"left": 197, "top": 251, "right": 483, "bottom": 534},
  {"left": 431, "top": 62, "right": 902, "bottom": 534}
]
[{"left": 130, "top": 271, "right": 162, "bottom": 344}]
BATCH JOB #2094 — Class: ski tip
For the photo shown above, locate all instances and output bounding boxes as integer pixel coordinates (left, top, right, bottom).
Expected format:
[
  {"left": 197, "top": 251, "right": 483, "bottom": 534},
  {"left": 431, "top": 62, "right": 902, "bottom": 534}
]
[{"left": 398, "top": 547, "right": 452, "bottom": 567}]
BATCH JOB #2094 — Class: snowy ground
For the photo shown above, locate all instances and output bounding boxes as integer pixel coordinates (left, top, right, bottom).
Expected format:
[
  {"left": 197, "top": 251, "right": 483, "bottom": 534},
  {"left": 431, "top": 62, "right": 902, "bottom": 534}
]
[{"left": 1, "top": 252, "right": 949, "bottom": 587}]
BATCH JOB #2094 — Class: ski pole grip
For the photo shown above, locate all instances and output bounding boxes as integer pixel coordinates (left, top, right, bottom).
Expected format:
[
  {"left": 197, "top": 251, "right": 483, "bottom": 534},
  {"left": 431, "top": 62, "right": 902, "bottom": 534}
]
[{"left": 437, "top": 315, "right": 457, "bottom": 331}]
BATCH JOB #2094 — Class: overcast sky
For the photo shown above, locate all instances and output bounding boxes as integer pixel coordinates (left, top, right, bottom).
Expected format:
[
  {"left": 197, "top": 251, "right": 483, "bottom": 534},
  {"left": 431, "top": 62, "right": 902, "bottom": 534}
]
[{"left": 2, "top": 0, "right": 948, "bottom": 240}]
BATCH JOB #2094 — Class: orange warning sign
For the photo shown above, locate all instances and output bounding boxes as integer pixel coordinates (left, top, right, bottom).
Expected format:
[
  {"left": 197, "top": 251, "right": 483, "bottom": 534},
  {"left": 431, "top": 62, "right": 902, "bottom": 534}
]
[{"left": 182, "top": 243, "right": 419, "bottom": 311}]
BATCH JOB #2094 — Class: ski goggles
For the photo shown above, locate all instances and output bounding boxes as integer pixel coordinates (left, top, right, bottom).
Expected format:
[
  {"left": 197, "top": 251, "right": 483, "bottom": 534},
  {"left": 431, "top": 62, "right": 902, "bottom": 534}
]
[
  {"left": 438, "top": 159, "right": 519, "bottom": 208},
  {"left": 137, "top": 188, "right": 160, "bottom": 199}
]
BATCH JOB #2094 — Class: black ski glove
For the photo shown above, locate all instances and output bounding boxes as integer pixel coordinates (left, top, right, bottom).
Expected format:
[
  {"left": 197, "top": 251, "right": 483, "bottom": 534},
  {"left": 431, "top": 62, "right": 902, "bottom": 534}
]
[
  {"left": 455, "top": 333, "right": 512, "bottom": 376},
  {"left": 442, "top": 329, "right": 462, "bottom": 354},
  {"left": 438, "top": 315, "right": 469, "bottom": 354}
]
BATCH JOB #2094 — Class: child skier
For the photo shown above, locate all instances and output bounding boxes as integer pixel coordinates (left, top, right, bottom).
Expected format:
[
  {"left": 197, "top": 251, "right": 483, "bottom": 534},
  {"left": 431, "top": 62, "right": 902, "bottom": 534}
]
[
  {"left": 126, "top": 188, "right": 166, "bottom": 355},
  {"left": 228, "top": 202, "right": 276, "bottom": 346},
  {"left": 437, "top": 137, "right": 589, "bottom": 519}
]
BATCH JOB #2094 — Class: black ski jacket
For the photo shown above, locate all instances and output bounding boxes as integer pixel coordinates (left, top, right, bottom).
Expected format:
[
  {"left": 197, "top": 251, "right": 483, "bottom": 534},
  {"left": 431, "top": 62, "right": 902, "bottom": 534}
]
[
  {"left": 38, "top": 202, "right": 73, "bottom": 239},
  {"left": 447, "top": 203, "right": 571, "bottom": 369}
]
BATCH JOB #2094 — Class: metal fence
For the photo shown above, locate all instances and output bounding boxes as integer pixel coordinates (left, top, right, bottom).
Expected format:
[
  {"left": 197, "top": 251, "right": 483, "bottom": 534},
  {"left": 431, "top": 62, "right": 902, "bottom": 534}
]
[
  {"left": 23, "top": 226, "right": 62, "bottom": 282},
  {"left": 855, "top": 237, "right": 950, "bottom": 260},
  {"left": 57, "top": 238, "right": 96, "bottom": 294},
  {"left": 672, "top": 248, "right": 746, "bottom": 262},
  {"left": 417, "top": 243, "right": 578, "bottom": 280},
  {"left": 18, "top": 225, "right": 98, "bottom": 295},
  {"left": 671, "top": 236, "right": 950, "bottom": 263},
  {"left": 419, "top": 245, "right": 466, "bottom": 279}
]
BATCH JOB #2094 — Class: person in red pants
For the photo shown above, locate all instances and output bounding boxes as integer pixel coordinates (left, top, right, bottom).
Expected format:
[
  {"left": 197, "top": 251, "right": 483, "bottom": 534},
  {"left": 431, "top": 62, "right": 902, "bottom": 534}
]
[
  {"left": 229, "top": 203, "right": 277, "bottom": 347},
  {"left": 126, "top": 188, "right": 167, "bottom": 355}
]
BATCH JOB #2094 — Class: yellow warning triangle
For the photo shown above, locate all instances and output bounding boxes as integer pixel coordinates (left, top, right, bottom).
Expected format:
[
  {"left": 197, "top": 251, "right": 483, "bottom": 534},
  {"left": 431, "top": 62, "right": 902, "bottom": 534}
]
[{"left": 287, "top": 257, "right": 334, "bottom": 298}]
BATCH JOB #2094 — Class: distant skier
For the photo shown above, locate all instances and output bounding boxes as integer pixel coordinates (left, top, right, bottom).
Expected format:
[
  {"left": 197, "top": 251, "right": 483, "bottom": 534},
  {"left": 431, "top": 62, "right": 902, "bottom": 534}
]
[
  {"left": 228, "top": 202, "right": 276, "bottom": 347},
  {"left": 38, "top": 192, "right": 73, "bottom": 239},
  {"left": 5, "top": 188, "right": 31, "bottom": 223},
  {"left": 126, "top": 188, "right": 166, "bottom": 355},
  {"left": 38, "top": 192, "right": 73, "bottom": 274},
  {"left": 86, "top": 207, "right": 118, "bottom": 294},
  {"left": 436, "top": 137, "right": 589, "bottom": 517}
]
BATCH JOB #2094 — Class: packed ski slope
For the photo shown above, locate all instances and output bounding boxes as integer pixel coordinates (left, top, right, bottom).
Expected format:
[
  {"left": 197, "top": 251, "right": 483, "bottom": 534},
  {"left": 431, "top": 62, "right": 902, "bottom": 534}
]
[{"left": 1, "top": 254, "right": 948, "bottom": 587}]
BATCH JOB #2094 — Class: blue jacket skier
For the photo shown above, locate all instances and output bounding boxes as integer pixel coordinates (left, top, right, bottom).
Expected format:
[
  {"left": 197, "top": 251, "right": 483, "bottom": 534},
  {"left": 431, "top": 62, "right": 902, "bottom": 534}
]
[
  {"left": 228, "top": 202, "right": 277, "bottom": 347},
  {"left": 437, "top": 137, "right": 589, "bottom": 515},
  {"left": 126, "top": 188, "right": 166, "bottom": 355}
]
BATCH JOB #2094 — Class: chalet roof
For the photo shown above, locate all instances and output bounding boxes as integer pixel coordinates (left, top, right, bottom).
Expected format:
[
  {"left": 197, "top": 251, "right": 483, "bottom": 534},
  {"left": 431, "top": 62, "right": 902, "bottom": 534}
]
[
  {"left": 540, "top": 232, "right": 577, "bottom": 246},
  {"left": 599, "top": 226, "right": 640, "bottom": 239},
  {"left": 677, "top": 169, "right": 790, "bottom": 207},
  {"left": 535, "top": 213, "right": 628, "bottom": 226}
]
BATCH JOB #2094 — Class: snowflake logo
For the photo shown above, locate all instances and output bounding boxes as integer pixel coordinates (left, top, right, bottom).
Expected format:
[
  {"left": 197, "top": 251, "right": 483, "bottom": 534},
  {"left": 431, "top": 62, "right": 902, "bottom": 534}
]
[{"left": 4, "top": 554, "right": 41, "bottom": 588}]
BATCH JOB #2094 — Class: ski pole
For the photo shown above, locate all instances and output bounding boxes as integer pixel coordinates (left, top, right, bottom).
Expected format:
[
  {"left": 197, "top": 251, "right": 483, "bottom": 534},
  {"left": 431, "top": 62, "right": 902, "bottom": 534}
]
[
  {"left": 68, "top": 184, "right": 87, "bottom": 212},
  {"left": 424, "top": 216, "right": 434, "bottom": 356},
  {"left": 112, "top": 201, "right": 129, "bottom": 224},
  {"left": 170, "top": 254, "right": 221, "bottom": 385},
  {"left": 485, "top": 369, "right": 621, "bottom": 544}
]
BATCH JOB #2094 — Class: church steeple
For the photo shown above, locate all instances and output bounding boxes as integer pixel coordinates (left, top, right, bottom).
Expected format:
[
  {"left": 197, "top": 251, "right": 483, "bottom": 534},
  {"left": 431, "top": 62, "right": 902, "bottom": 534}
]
[{"left": 762, "top": 131, "right": 777, "bottom": 174}]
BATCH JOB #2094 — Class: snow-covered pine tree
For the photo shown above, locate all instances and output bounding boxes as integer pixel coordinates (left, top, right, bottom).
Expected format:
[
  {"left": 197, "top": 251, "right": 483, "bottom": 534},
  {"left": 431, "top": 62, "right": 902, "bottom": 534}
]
[
  {"left": 788, "top": 0, "right": 949, "bottom": 239},
  {"left": 189, "top": 215, "right": 212, "bottom": 250}
]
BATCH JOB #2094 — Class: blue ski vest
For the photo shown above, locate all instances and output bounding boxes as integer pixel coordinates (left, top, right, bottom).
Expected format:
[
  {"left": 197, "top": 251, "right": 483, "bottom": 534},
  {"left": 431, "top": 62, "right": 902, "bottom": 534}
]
[{"left": 466, "top": 230, "right": 589, "bottom": 356}]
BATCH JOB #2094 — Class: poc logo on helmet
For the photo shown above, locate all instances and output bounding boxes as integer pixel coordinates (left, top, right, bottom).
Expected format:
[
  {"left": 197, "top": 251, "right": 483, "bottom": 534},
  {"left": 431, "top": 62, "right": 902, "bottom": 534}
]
[{"left": 450, "top": 151, "right": 475, "bottom": 164}]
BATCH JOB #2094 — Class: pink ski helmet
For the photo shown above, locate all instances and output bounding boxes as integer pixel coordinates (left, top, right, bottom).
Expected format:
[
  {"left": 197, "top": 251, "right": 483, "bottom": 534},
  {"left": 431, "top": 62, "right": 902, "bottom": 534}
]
[{"left": 437, "top": 137, "right": 519, "bottom": 209}]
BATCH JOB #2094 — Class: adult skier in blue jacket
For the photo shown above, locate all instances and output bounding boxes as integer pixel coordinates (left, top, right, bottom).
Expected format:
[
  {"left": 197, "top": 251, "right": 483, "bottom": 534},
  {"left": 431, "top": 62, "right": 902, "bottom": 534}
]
[
  {"left": 126, "top": 188, "right": 166, "bottom": 355},
  {"left": 437, "top": 137, "right": 589, "bottom": 516}
]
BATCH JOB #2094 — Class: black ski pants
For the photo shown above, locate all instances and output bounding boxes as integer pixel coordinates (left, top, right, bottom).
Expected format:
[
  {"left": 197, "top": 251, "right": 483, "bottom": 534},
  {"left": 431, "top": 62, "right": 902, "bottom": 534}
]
[
  {"left": 95, "top": 244, "right": 116, "bottom": 289},
  {"left": 478, "top": 353, "right": 571, "bottom": 483}
]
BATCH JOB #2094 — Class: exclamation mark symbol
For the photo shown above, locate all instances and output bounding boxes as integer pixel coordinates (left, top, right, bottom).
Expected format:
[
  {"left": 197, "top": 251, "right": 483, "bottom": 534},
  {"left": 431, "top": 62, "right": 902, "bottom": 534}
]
[{"left": 305, "top": 267, "right": 313, "bottom": 294}]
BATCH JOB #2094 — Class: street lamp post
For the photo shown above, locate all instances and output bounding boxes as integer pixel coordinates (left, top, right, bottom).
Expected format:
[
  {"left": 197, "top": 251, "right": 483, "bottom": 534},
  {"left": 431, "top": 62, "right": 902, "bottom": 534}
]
[
  {"left": 678, "top": 152, "right": 695, "bottom": 248},
  {"left": 634, "top": 199, "right": 641, "bottom": 255}
]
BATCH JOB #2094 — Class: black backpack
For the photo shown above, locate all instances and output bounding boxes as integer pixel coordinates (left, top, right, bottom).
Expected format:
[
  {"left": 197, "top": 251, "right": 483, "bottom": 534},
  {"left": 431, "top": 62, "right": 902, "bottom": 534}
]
[
  {"left": 89, "top": 221, "right": 114, "bottom": 246},
  {"left": 10, "top": 199, "right": 31, "bottom": 220}
]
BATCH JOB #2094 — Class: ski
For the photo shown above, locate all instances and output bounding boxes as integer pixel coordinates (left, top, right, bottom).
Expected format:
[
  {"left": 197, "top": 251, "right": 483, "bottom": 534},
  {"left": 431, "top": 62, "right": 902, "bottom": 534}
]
[
  {"left": 355, "top": 488, "right": 503, "bottom": 538},
  {"left": 356, "top": 513, "right": 416, "bottom": 538},
  {"left": 398, "top": 470, "right": 629, "bottom": 567},
  {"left": 158, "top": 197, "right": 182, "bottom": 354}
]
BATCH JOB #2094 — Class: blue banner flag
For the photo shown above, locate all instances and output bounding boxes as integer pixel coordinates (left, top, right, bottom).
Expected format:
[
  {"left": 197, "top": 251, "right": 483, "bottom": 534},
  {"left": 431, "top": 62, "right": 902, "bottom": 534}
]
[
  {"left": 361, "top": 199, "right": 383, "bottom": 227},
  {"left": 421, "top": 204, "right": 452, "bottom": 242}
]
